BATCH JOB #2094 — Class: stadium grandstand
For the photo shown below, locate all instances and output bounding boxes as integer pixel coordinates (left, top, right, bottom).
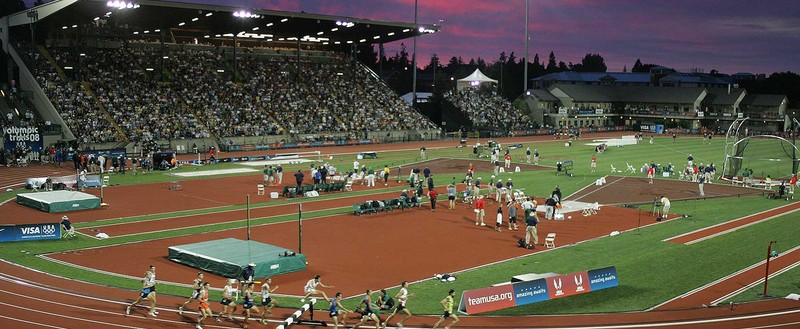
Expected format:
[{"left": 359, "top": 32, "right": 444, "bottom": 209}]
[{"left": 1, "top": 0, "right": 442, "bottom": 152}]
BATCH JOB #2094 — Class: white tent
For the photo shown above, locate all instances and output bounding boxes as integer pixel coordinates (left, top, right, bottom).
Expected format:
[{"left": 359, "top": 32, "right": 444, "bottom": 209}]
[{"left": 457, "top": 69, "right": 498, "bottom": 90}]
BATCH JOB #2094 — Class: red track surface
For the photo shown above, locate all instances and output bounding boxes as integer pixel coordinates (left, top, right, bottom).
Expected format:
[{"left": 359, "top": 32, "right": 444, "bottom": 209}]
[
  {"left": 3, "top": 134, "right": 800, "bottom": 328},
  {"left": 49, "top": 201, "right": 653, "bottom": 298}
]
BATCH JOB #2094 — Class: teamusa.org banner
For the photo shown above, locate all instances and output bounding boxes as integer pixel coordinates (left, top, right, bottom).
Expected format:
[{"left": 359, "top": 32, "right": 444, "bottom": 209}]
[
  {"left": 458, "top": 266, "right": 619, "bottom": 314},
  {"left": 0, "top": 223, "right": 62, "bottom": 242}
]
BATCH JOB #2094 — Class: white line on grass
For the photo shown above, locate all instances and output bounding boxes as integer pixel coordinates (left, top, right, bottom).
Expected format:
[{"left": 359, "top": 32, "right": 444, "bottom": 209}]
[
  {"left": 664, "top": 202, "right": 800, "bottom": 244},
  {"left": 650, "top": 245, "right": 800, "bottom": 310}
]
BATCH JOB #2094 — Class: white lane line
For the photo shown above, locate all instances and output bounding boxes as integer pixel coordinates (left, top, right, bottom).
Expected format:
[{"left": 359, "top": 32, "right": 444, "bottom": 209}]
[
  {"left": 0, "top": 300, "right": 143, "bottom": 329},
  {"left": 0, "top": 314, "right": 66, "bottom": 329}
]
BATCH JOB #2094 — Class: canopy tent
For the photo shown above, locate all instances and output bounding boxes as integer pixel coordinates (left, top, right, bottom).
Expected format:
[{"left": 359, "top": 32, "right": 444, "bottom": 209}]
[{"left": 457, "top": 69, "right": 498, "bottom": 90}]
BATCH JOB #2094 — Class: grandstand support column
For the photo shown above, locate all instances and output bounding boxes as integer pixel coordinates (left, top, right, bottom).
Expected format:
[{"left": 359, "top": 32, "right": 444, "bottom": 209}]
[
  {"left": 233, "top": 34, "right": 238, "bottom": 83},
  {"left": 411, "top": 0, "right": 418, "bottom": 106},
  {"left": 296, "top": 37, "right": 301, "bottom": 84},
  {"left": 159, "top": 30, "right": 166, "bottom": 82}
]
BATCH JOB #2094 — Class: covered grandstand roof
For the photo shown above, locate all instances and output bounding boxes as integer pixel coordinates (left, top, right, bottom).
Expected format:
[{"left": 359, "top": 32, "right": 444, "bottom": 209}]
[
  {"left": 531, "top": 72, "right": 651, "bottom": 84},
  {"left": 548, "top": 84, "right": 707, "bottom": 104},
  {"left": 4, "top": 0, "right": 439, "bottom": 47},
  {"left": 741, "top": 94, "right": 788, "bottom": 107},
  {"left": 703, "top": 89, "right": 746, "bottom": 106}
]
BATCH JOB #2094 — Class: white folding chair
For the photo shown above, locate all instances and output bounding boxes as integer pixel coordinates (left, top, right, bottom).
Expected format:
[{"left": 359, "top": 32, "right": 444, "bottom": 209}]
[
  {"left": 257, "top": 184, "right": 265, "bottom": 195},
  {"left": 344, "top": 180, "right": 353, "bottom": 191},
  {"left": 626, "top": 163, "right": 637, "bottom": 173},
  {"left": 102, "top": 175, "right": 110, "bottom": 186},
  {"left": 61, "top": 224, "right": 76, "bottom": 239},
  {"left": 610, "top": 165, "right": 618, "bottom": 173},
  {"left": 544, "top": 233, "right": 557, "bottom": 248}
]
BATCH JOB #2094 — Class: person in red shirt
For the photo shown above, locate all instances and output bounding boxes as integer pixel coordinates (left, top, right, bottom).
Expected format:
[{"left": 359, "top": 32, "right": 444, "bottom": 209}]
[
  {"left": 646, "top": 165, "right": 655, "bottom": 184},
  {"left": 790, "top": 173, "right": 798, "bottom": 194},
  {"left": 504, "top": 153, "right": 512, "bottom": 169},
  {"left": 428, "top": 189, "right": 439, "bottom": 212},
  {"left": 474, "top": 195, "right": 486, "bottom": 226}
]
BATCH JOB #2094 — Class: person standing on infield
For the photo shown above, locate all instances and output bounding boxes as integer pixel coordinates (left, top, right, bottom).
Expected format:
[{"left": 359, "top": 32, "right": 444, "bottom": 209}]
[
  {"left": 428, "top": 188, "right": 439, "bottom": 212},
  {"left": 302, "top": 274, "right": 333, "bottom": 302},
  {"left": 195, "top": 282, "right": 213, "bottom": 329},
  {"left": 660, "top": 195, "right": 671, "bottom": 221},
  {"left": 126, "top": 265, "right": 158, "bottom": 317},
  {"left": 432, "top": 289, "right": 459, "bottom": 329},
  {"left": 179, "top": 272, "right": 204, "bottom": 314},
  {"left": 474, "top": 195, "right": 486, "bottom": 226},
  {"left": 525, "top": 211, "right": 540, "bottom": 249},
  {"left": 384, "top": 281, "right": 415, "bottom": 328}
]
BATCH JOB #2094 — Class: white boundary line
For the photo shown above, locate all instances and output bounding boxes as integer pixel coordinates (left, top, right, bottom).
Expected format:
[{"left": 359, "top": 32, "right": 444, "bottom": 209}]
[
  {"left": 0, "top": 314, "right": 65, "bottom": 329},
  {"left": 567, "top": 175, "right": 625, "bottom": 201},
  {"left": 5, "top": 237, "right": 800, "bottom": 328},
  {"left": 710, "top": 258, "right": 800, "bottom": 306},
  {"left": 664, "top": 203, "right": 800, "bottom": 244},
  {"left": 650, "top": 245, "right": 800, "bottom": 310}
]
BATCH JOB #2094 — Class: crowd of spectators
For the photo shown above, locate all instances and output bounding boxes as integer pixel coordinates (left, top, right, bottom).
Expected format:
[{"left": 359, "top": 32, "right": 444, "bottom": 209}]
[
  {"left": 445, "top": 87, "right": 529, "bottom": 130},
  {"left": 32, "top": 47, "right": 120, "bottom": 144},
  {"left": 169, "top": 47, "right": 278, "bottom": 138},
  {"left": 30, "top": 41, "right": 438, "bottom": 143},
  {"left": 83, "top": 47, "right": 209, "bottom": 142}
]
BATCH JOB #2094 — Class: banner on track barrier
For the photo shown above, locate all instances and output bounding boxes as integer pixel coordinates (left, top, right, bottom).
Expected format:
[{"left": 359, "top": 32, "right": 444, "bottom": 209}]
[
  {"left": 458, "top": 266, "right": 618, "bottom": 314},
  {"left": 0, "top": 223, "right": 62, "bottom": 242}
]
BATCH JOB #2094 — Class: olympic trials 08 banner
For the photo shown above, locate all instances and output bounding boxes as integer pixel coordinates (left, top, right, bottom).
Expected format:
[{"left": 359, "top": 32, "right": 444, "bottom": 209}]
[
  {"left": 458, "top": 266, "right": 619, "bottom": 314},
  {"left": 3, "top": 126, "right": 44, "bottom": 155}
]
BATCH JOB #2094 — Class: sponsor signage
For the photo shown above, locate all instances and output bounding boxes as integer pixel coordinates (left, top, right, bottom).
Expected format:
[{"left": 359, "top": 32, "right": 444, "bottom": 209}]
[
  {"left": 0, "top": 223, "right": 61, "bottom": 242},
  {"left": 462, "top": 285, "right": 516, "bottom": 314},
  {"left": 458, "top": 266, "right": 619, "bottom": 314},
  {"left": 3, "top": 126, "right": 44, "bottom": 159}
]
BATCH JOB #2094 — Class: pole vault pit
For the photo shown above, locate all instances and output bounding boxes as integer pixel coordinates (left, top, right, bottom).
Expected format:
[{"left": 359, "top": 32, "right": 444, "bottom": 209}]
[{"left": 168, "top": 238, "right": 307, "bottom": 278}]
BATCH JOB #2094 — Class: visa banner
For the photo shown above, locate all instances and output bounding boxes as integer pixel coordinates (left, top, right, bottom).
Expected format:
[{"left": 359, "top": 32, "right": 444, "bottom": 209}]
[
  {"left": 0, "top": 223, "right": 61, "bottom": 242},
  {"left": 459, "top": 266, "right": 619, "bottom": 314}
]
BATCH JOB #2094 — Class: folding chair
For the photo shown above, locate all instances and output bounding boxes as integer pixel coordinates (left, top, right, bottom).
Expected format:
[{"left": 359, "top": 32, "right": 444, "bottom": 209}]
[
  {"left": 544, "top": 233, "right": 557, "bottom": 248},
  {"left": 61, "top": 216, "right": 76, "bottom": 239},
  {"left": 257, "top": 184, "right": 265, "bottom": 195},
  {"left": 344, "top": 180, "right": 353, "bottom": 191},
  {"left": 610, "top": 165, "right": 619, "bottom": 173},
  {"left": 626, "top": 163, "right": 636, "bottom": 173},
  {"left": 102, "top": 175, "right": 110, "bottom": 186}
]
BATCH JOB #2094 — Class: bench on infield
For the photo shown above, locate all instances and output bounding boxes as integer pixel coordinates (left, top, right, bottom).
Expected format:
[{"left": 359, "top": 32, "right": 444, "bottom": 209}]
[{"left": 353, "top": 202, "right": 377, "bottom": 216}]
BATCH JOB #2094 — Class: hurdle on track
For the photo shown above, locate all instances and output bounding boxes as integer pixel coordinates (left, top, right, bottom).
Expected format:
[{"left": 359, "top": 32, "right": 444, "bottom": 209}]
[{"left": 276, "top": 298, "right": 324, "bottom": 329}]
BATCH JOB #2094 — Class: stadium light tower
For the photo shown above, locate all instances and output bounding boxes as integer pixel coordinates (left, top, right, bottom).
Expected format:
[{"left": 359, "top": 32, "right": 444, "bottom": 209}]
[
  {"left": 524, "top": 0, "right": 529, "bottom": 93},
  {"left": 412, "top": 0, "right": 418, "bottom": 106}
]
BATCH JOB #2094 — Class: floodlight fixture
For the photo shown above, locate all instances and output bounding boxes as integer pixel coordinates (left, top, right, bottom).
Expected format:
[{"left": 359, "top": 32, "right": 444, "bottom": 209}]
[
  {"left": 206, "top": 13, "right": 213, "bottom": 17},
  {"left": 331, "top": 28, "right": 338, "bottom": 32},
  {"left": 402, "top": 29, "right": 410, "bottom": 33},
  {"left": 317, "top": 31, "right": 324, "bottom": 35},
  {"left": 387, "top": 32, "right": 395, "bottom": 36},
  {"left": 192, "top": 17, "right": 199, "bottom": 22},
  {"left": 359, "top": 39, "right": 366, "bottom": 43},
  {"left": 266, "top": 23, "right": 273, "bottom": 27},
  {"left": 178, "top": 22, "right": 185, "bottom": 26},
  {"left": 281, "top": 18, "right": 288, "bottom": 22},
  {"left": 373, "top": 36, "right": 380, "bottom": 39}
]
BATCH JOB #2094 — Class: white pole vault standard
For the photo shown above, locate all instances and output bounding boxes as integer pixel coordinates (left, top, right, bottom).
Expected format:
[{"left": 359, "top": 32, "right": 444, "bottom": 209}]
[{"left": 276, "top": 298, "right": 320, "bottom": 329}]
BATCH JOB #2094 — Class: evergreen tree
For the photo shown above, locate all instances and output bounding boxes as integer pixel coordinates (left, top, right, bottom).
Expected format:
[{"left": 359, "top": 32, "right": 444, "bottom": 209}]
[{"left": 545, "top": 51, "right": 557, "bottom": 73}]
